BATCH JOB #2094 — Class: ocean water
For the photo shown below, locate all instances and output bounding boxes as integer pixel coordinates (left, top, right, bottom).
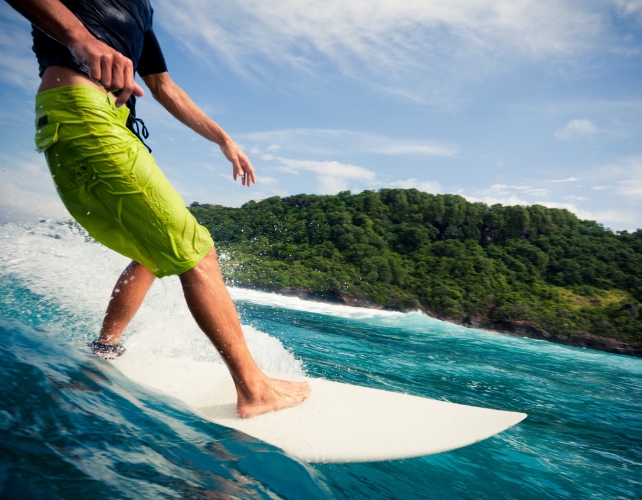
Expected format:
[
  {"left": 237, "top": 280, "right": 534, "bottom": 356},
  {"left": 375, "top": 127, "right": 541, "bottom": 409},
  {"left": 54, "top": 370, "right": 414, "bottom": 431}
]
[{"left": 1, "top": 220, "right": 641, "bottom": 499}]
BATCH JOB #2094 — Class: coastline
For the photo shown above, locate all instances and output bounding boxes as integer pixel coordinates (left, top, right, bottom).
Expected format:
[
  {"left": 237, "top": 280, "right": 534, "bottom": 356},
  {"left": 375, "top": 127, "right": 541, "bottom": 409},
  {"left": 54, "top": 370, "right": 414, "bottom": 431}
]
[{"left": 230, "top": 281, "right": 642, "bottom": 358}]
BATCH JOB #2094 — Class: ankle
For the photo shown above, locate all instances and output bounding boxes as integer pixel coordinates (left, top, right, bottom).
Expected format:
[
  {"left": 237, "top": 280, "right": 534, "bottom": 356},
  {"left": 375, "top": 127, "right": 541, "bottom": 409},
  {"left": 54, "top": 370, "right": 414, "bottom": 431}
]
[
  {"left": 98, "top": 331, "right": 122, "bottom": 345},
  {"left": 234, "top": 373, "right": 272, "bottom": 401}
]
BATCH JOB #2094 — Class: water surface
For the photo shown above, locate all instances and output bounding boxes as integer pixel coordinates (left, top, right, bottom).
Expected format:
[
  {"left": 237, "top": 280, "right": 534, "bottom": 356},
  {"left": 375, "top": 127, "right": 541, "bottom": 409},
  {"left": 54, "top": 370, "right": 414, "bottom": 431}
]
[{"left": 1, "top": 221, "right": 640, "bottom": 499}]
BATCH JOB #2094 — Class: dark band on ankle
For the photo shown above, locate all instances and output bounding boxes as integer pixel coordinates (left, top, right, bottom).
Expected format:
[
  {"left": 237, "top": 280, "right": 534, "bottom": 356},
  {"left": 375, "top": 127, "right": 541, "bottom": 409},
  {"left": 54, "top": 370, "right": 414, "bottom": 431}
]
[{"left": 88, "top": 340, "right": 126, "bottom": 359}]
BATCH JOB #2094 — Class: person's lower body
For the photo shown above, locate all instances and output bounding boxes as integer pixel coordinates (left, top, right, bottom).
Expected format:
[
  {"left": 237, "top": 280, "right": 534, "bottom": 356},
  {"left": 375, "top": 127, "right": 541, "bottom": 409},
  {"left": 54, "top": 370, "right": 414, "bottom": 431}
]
[{"left": 35, "top": 86, "right": 310, "bottom": 417}]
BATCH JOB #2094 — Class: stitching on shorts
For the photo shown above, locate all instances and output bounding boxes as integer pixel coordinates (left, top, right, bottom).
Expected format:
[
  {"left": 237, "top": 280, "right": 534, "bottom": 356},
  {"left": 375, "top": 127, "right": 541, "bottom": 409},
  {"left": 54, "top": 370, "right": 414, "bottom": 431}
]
[
  {"left": 69, "top": 87, "right": 197, "bottom": 275},
  {"left": 70, "top": 88, "right": 168, "bottom": 232}
]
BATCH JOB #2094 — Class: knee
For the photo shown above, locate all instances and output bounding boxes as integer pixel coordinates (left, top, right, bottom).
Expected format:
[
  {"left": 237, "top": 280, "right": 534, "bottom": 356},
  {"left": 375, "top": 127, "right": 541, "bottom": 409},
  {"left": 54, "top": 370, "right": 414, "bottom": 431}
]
[
  {"left": 182, "top": 248, "right": 221, "bottom": 277},
  {"left": 127, "top": 261, "right": 156, "bottom": 281}
]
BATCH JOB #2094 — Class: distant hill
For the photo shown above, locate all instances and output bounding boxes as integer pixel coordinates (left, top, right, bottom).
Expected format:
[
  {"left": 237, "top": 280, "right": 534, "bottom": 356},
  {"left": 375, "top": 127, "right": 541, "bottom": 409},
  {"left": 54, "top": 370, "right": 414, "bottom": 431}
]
[{"left": 189, "top": 189, "right": 642, "bottom": 356}]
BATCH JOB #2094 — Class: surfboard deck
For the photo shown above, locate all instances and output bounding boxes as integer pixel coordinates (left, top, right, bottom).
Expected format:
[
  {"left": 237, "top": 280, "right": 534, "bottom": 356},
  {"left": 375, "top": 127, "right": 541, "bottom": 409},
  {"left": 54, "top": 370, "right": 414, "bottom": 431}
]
[{"left": 113, "top": 358, "right": 526, "bottom": 463}]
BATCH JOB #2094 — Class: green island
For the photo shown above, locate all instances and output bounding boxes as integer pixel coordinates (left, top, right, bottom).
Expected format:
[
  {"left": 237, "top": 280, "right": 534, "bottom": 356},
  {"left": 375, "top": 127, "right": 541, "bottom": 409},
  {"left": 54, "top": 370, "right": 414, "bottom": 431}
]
[{"left": 189, "top": 189, "right": 642, "bottom": 357}]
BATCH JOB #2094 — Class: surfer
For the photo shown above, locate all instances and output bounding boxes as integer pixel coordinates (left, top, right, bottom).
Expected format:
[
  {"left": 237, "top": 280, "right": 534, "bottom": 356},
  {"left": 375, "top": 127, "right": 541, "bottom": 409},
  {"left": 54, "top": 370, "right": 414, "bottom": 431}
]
[{"left": 6, "top": 0, "right": 310, "bottom": 418}]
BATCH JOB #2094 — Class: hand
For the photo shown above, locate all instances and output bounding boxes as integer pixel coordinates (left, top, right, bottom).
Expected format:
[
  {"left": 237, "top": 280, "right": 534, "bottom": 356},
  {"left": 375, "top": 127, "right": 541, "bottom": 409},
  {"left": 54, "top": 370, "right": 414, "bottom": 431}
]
[
  {"left": 220, "top": 139, "right": 256, "bottom": 187},
  {"left": 69, "top": 33, "right": 144, "bottom": 107}
]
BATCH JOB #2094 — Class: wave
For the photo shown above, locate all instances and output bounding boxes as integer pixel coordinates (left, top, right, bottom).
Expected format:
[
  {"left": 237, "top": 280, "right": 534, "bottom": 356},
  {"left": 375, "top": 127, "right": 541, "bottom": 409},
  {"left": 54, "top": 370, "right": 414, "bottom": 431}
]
[
  {"left": 2, "top": 219, "right": 642, "bottom": 499},
  {"left": 2, "top": 220, "right": 640, "bottom": 380},
  {"left": 0, "top": 220, "right": 303, "bottom": 375},
  {"left": 0, "top": 317, "right": 328, "bottom": 499},
  {"left": 0, "top": 220, "right": 327, "bottom": 497}
]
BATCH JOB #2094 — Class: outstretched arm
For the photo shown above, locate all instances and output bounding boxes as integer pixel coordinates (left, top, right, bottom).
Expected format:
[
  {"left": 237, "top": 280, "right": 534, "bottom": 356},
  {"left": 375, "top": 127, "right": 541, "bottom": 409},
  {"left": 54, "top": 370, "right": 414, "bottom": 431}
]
[
  {"left": 142, "top": 72, "right": 256, "bottom": 187},
  {"left": 5, "top": 0, "right": 143, "bottom": 106}
]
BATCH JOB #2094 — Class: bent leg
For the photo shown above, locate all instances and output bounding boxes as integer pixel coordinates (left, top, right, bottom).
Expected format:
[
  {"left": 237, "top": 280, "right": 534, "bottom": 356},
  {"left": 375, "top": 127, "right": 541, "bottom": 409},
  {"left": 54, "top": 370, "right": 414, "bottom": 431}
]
[
  {"left": 180, "top": 248, "right": 310, "bottom": 418},
  {"left": 98, "top": 261, "right": 156, "bottom": 345}
]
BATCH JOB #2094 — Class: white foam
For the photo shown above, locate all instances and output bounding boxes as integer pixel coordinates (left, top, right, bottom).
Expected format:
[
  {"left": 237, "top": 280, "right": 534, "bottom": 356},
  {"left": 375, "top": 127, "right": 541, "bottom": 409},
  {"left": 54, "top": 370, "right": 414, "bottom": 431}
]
[
  {"left": 228, "top": 285, "right": 455, "bottom": 336},
  {"left": 230, "top": 286, "right": 412, "bottom": 320},
  {"left": 0, "top": 220, "right": 303, "bottom": 375}
]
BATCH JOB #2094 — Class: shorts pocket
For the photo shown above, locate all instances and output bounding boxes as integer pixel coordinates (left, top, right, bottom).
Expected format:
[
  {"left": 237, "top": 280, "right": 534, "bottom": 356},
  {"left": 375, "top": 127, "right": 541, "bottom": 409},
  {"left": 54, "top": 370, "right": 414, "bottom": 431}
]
[
  {"left": 34, "top": 123, "right": 60, "bottom": 153},
  {"left": 50, "top": 159, "right": 94, "bottom": 193}
]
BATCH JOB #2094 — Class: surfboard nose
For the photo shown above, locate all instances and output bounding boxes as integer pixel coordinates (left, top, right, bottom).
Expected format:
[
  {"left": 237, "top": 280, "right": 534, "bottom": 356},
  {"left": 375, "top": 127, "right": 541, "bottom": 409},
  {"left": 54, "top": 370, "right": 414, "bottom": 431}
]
[
  {"left": 113, "top": 360, "right": 527, "bottom": 464},
  {"left": 197, "top": 373, "right": 528, "bottom": 463}
]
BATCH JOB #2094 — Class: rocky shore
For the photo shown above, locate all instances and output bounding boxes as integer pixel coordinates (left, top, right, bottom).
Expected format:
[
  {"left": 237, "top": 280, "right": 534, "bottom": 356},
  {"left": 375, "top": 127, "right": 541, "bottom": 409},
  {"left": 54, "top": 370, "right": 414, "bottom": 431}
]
[{"left": 231, "top": 281, "right": 642, "bottom": 358}]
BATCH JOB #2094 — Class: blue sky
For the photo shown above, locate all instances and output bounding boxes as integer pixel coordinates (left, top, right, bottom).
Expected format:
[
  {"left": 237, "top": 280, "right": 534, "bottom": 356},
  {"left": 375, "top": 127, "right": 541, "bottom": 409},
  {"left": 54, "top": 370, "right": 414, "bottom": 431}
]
[{"left": 1, "top": 0, "right": 641, "bottom": 230}]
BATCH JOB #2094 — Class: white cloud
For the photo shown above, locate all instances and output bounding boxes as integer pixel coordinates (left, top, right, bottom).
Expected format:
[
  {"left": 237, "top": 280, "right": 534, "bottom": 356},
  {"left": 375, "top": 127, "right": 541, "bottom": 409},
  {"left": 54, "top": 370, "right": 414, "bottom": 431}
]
[
  {"left": 461, "top": 193, "right": 532, "bottom": 207},
  {"left": 209, "top": 172, "right": 288, "bottom": 202},
  {"left": 545, "top": 177, "right": 581, "bottom": 183},
  {"left": 265, "top": 154, "right": 444, "bottom": 196},
  {"left": 480, "top": 184, "right": 550, "bottom": 198},
  {"left": 555, "top": 119, "right": 598, "bottom": 140},
  {"left": 3, "top": 0, "right": 640, "bottom": 106},
  {"left": 257, "top": 176, "right": 280, "bottom": 186},
  {"left": 0, "top": 52, "right": 39, "bottom": 91},
  {"left": 591, "top": 156, "right": 642, "bottom": 201},
  {"left": 613, "top": 0, "right": 642, "bottom": 19},
  {"left": 0, "top": 181, "right": 67, "bottom": 222},
  {"left": 458, "top": 163, "right": 642, "bottom": 229},
  {"left": 274, "top": 157, "right": 377, "bottom": 194},
  {"left": 615, "top": 162, "right": 642, "bottom": 198},
  {"left": 0, "top": 155, "right": 67, "bottom": 222},
  {"left": 372, "top": 144, "right": 456, "bottom": 157},
  {"left": 464, "top": 184, "right": 556, "bottom": 209},
  {"left": 387, "top": 178, "right": 442, "bottom": 194},
  {"left": 242, "top": 129, "right": 457, "bottom": 157},
  {"left": 535, "top": 201, "right": 635, "bottom": 225},
  {"left": 459, "top": 191, "right": 635, "bottom": 226},
  {"left": 618, "top": 182, "right": 642, "bottom": 197},
  {"left": 155, "top": 0, "right": 631, "bottom": 104}
]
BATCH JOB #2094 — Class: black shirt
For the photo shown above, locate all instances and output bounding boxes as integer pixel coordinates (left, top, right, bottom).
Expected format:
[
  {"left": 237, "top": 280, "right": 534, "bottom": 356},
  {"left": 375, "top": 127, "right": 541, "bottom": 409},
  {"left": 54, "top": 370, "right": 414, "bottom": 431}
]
[{"left": 31, "top": 0, "right": 167, "bottom": 77}]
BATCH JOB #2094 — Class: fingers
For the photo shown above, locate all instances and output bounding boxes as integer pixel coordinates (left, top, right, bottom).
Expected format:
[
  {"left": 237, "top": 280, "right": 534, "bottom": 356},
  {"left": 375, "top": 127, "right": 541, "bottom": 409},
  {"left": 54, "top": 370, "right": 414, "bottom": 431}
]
[
  {"left": 234, "top": 158, "right": 250, "bottom": 187},
  {"left": 242, "top": 164, "right": 256, "bottom": 187},
  {"left": 72, "top": 37, "right": 142, "bottom": 107},
  {"left": 221, "top": 140, "right": 256, "bottom": 187},
  {"left": 100, "top": 56, "right": 113, "bottom": 92},
  {"left": 87, "top": 56, "right": 101, "bottom": 84},
  {"left": 114, "top": 59, "right": 144, "bottom": 107},
  {"left": 233, "top": 159, "right": 243, "bottom": 183},
  {"left": 238, "top": 152, "right": 256, "bottom": 187},
  {"left": 232, "top": 160, "right": 255, "bottom": 187}
]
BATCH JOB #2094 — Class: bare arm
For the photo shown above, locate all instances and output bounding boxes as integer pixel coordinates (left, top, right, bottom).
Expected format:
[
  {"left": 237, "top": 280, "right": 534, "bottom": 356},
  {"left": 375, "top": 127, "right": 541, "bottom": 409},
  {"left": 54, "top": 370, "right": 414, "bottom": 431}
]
[
  {"left": 142, "top": 72, "right": 256, "bottom": 187},
  {"left": 5, "top": 0, "right": 143, "bottom": 106}
]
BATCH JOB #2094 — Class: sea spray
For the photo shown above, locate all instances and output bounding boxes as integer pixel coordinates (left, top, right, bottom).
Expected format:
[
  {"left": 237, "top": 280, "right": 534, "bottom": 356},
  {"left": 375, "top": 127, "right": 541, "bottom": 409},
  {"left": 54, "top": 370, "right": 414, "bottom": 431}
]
[{"left": 0, "top": 220, "right": 304, "bottom": 375}]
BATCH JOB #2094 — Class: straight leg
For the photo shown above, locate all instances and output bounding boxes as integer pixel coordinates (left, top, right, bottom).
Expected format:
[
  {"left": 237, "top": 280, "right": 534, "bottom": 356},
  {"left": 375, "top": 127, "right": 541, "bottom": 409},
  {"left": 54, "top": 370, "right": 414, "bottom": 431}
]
[{"left": 180, "top": 248, "right": 310, "bottom": 418}]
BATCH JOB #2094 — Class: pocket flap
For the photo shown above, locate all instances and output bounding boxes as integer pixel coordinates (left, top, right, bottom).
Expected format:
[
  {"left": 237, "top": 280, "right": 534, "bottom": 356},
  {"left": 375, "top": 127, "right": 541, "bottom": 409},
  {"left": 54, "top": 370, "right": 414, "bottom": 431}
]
[{"left": 34, "top": 122, "right": 60, "bottom": 153}]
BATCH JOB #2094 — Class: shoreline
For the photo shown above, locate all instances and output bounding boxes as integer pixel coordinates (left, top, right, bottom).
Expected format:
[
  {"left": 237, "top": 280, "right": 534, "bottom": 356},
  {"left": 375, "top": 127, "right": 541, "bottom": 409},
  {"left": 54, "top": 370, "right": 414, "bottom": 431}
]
[{"left": 230, "top": 281, "right": 642, "bottom": 358}]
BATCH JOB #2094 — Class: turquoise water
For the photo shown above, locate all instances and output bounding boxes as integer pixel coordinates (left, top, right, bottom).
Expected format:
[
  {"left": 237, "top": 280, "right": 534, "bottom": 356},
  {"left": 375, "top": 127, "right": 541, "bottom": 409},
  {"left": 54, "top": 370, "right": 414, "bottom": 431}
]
[{"left": 1, "top": 221, "right": 641, "bottom": 499}]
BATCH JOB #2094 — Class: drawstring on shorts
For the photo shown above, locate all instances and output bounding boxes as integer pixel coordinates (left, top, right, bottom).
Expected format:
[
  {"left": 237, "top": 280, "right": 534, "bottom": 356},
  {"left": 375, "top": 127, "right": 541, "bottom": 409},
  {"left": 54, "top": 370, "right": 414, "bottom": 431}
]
[{"left": 122, "top": 93, "right": 152, "bottom": 153}]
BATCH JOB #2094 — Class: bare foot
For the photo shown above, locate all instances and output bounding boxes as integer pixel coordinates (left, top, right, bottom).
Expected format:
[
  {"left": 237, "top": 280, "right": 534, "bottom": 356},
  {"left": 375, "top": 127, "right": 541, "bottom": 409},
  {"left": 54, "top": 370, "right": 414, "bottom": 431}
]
[{"left": 236, "top": 377, "right": 312, "bottom": 418}]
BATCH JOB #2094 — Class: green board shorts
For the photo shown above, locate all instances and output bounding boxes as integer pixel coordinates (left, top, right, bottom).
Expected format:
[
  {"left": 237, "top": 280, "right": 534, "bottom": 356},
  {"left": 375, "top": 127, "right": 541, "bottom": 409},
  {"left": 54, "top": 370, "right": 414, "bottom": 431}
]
[{"left": 34, "top": 85, "right": 214, "bottom": 278}]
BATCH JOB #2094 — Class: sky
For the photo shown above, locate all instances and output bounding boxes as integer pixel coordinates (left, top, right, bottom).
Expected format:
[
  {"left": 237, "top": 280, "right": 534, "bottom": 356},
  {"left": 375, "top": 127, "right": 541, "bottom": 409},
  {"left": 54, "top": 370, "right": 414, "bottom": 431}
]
[{"left": 1, "top": 0, "right": 641, "bottom": 230}]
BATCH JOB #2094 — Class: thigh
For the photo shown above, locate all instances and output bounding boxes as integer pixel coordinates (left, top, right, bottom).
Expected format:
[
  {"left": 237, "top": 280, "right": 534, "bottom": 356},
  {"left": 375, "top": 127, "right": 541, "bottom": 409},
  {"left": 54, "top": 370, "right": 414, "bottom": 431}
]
[{"left": 37, "top": 86, "right": 213, "bottom": 277}]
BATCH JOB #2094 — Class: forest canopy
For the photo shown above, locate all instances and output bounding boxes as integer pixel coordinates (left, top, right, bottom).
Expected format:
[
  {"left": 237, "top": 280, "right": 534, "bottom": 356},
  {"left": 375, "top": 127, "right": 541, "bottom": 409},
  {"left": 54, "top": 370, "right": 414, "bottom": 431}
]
[{"left": 189, "top": 189, "right": 642, "bottom": 346}]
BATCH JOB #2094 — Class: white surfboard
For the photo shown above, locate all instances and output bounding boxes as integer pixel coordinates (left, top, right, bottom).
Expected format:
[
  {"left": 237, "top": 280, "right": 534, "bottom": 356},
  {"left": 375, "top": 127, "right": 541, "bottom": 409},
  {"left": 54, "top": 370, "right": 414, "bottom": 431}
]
[{"left": 113, "top": 358, "right": 526, "bottom": 463}]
